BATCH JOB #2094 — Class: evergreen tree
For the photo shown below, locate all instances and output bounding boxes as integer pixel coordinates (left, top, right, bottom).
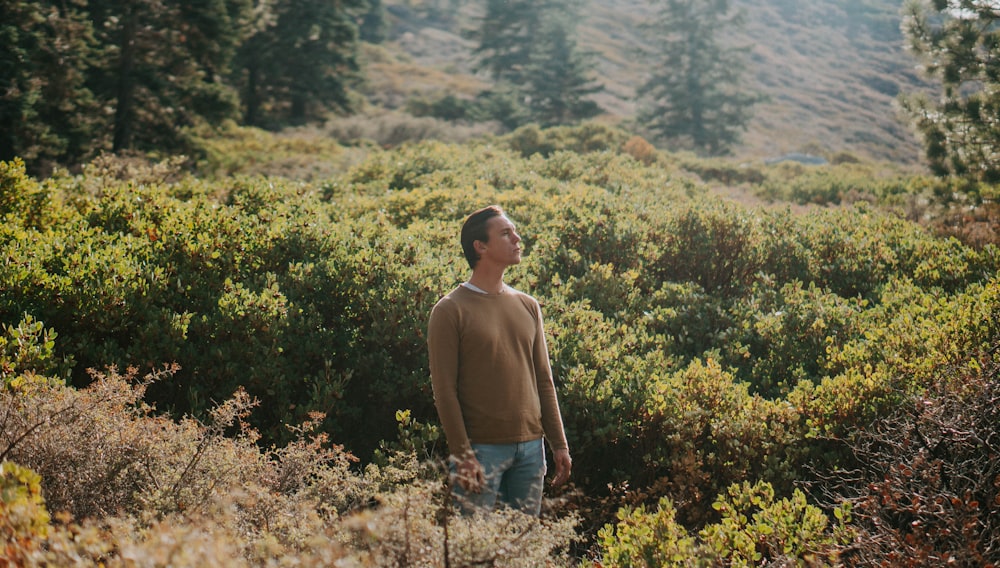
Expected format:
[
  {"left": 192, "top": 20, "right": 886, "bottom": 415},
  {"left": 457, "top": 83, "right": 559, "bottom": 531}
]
[
  {"left": 359, "top": 0, "right": 387, "bottom": 44},
  {"left": 637, "top": 0, "right": 760, "bottom": 155},
  {"left": 236, "top": 0, "right": 364, "bottom": 127},
  {"left": 469, "top": 0, "right": 602, "bottom": 128},
  {"left": 524, "top": 6, "right": 603, "bottom": 127},
  {"left": 900, "top": 0, "right": 1000, "bottom": 183},
  {"left": 0, "top": 0, "right": 101, "bottom": 171},
  {"left": 85, "top": 0, "right": 250, "bottom": 152},
  {"left": 470, "top": 0, "right": 547, "bottom": 85}
]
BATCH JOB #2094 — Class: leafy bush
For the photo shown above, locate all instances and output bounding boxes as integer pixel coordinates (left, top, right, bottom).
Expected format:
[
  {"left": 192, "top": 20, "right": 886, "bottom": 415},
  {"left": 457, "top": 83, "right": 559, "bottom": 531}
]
[
  {"left": 752, "top": 162, "right": 920, "bottom": 206},
  {"left": 498, "top": 122, "right": 632, "bottom": 158},
  {"left": 2, "top": 126, "right": 1000, "bottom": 563},
  {"left": 0, "top": 461, "right": 52, "bottom": 566},
  {"left": 596, "top": 481, "right": 851, "bottom": 566},
  {"left": 185, "top": 122, "right": 362, "bottom": 180}
]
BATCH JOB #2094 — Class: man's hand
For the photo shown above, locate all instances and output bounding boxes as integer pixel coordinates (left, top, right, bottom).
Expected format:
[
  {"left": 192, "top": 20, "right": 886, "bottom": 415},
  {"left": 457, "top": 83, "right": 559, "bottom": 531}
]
[
  {"left": 455, "top": 453, "right": 485, "bottom": 493},
  {"left": 551, "top": 448, "right": 572, "bottom": 487}
]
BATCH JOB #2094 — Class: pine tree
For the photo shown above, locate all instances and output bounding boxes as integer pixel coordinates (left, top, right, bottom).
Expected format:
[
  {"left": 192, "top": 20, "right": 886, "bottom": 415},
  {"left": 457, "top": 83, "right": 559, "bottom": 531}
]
[
  {"left": 359, "top": 0, "right": 387, "bottom": 44},
  {"left": 0, "top": 1, "right": 101, "bottom": 171},
  {"left": 900, "top": 0, "right": 1000, "bottom": 183},
  {"left": 470, "top": 0, "right": 546, "bottom": 86},
  {"left": 236, "top": 0, "right": 364, "bottom": 127},
  {"left": 524, "top": 6, "right": 603, "bottom": 127},
  {"left": 637, "top": 0, "right": 760, "bottom": 155},
  {"left": 85, "top": 0, "right": 250, "bottom": 152},
  {"left": 469, "top": 0, "right": 602, "bottom": 128}
]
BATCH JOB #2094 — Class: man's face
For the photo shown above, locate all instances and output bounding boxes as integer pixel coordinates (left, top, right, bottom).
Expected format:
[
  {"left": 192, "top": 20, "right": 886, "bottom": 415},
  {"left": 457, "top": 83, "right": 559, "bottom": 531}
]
[{"left": 478, "top": 215, "right": 522, "bottom": 267}]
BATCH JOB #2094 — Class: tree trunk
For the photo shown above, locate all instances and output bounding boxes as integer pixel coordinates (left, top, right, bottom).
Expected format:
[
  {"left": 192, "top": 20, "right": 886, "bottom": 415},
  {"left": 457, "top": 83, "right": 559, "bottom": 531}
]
[
  {"left": 244, "top": 64, "right": 259, "bottom": 126},
  {"left": 112, "top": 1, "right": 136, "bottom": 152}
]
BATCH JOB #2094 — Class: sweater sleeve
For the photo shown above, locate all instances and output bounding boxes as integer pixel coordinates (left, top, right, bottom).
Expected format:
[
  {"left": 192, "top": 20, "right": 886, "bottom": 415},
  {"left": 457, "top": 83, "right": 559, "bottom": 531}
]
[
  {"left": 531, "top": 300, "right": 569, "bottom": 452},
  {"left": 427, "top": 297, "right": 472, "bottom": 457}
]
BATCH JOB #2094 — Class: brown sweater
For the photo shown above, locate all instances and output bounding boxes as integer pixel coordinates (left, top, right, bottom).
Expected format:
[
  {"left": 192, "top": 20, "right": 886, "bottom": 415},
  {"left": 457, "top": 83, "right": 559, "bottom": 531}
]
[{"left": 427, "top": 285, "right": 569, "bottom": 458}]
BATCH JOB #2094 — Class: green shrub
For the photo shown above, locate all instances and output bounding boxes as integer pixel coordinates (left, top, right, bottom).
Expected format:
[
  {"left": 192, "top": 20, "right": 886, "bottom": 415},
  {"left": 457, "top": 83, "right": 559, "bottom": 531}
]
[
  {"left": 725, "top": 280, "right": 868, "bottom": 397},
  {"left": 0, "top": 461, "right": 52, "bottom": 565},
  {"left": 699, "top": 481, "right": 848, "bottom": 566},
  {"left": 0, "top": 315, "right": 70, "bottom": 387},
  {"left": 2, "top": 137, "right": 1000, "bottom": 564},
  {"left": 596, "top": 496, "right": 699, "bottom": 567},
  {"left": 596, "top": 481, "right": 850, "bottom": 567},
  {"left": 498, "top": 122, "right": 631, "bottom": 158},
  {"left": 650, "top": 199, "right": 772, "bottom": 298},
  {"left": 639, "top": 360, "right": 801, "bottom": 524}
]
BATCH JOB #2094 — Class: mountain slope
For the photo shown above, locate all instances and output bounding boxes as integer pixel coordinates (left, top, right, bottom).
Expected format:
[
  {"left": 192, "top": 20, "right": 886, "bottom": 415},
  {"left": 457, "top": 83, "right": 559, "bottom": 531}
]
[{"left": 375, "top": 0, "right": 930, "bottom": 165}]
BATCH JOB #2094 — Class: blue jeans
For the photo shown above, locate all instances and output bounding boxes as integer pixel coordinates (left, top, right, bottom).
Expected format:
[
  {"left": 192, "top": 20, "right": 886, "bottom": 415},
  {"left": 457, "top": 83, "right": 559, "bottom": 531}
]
[{"left": 452, "top": 438, "right": 547, "bottom": 516}]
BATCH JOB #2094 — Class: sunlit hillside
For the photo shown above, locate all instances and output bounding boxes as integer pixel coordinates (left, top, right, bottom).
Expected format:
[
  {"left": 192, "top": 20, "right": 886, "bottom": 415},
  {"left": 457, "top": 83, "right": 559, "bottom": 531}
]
[{"left": 374, "top": 0, "right": 929, "bottom": 165}]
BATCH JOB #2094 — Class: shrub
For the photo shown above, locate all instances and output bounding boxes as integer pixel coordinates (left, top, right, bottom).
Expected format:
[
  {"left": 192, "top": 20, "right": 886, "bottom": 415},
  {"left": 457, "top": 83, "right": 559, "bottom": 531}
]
[
  {"left": 820, "top": 343, "right": 1000, "bottom": 566},
  {"left": 1, "top": 360, "right": 580, "bottom": 566},
  {"left": 650, "top": 199, "right": 772, "bottom": 298},
  {"left": 185, "top": 122, "right": 360, "bottom": 180},
  {"left": 0, "top": 461, "right": 52, "bottom": 565},
  {"left": 639, "top": 360, "right": 801, "bottom": 525},
  {"left": 700, "top": 481, "right": 848, "bottom": 566},
  {"left": 622, "top": 135, "right": 659, "bottom": 165},
  {"left": 596, "top": 496, "right": 699, "bottom": 567},
  {"left": 324, "top": 110, "right": 499, "bottom": 149},
  {"left": 0, "top": 315, "right": 71, "bottom": 386},
  {"left": 2, "top": 138, "right": 1000, "bottom": 563},
  {"left": 498, "top": 122, "right": 631, "bottom": 158},
  {"left": 596, "top": 481, "right": 850, "bottom": 566},
  {"left": 725, "top": 280, "right": 868, "bottom": 398}
]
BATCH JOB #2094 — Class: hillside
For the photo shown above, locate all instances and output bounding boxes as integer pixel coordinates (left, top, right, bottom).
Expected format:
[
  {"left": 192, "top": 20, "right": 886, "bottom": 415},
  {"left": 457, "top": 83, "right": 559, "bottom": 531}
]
[{"left": 372, "top": 0, "right": 929, "bottom": 165}]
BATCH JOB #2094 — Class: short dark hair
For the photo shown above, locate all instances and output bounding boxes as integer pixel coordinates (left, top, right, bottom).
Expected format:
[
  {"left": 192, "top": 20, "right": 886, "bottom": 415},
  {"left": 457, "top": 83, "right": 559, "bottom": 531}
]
[{"left": 461, "top": 205, "right": 504, "bottom": 269}]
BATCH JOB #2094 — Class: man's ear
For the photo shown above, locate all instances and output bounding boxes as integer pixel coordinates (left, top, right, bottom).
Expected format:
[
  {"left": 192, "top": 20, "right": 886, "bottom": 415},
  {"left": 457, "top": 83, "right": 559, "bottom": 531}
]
[{"left": 474, "top": 239, "right": 487, "bottom": 253}]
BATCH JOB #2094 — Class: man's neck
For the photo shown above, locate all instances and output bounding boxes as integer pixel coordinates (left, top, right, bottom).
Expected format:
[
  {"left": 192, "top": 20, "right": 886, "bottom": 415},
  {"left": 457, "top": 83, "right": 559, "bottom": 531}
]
[{"left": 468, "top": 265, "right": 506, "bottom": 295}]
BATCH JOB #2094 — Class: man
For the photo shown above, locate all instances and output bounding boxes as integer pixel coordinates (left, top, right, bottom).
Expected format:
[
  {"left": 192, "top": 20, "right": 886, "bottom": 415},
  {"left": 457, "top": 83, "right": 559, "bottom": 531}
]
[{"left": 427, "top": 205, "right": 572, "bottom": 516}]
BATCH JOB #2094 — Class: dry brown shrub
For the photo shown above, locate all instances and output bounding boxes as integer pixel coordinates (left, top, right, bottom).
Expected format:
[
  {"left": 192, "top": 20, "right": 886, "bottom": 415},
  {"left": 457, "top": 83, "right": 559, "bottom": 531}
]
[
  {"left": 338, "top": 480, "right": 580, "bottom": 567},
  {"left": 2, "top": 367, "right": 580, "bottom": 566},
  {"left": 820, "top": 345, "right": 1000, "bottom": 566},
  {"left": 621, "top": 135, "right": 658, "bottom": 165}
]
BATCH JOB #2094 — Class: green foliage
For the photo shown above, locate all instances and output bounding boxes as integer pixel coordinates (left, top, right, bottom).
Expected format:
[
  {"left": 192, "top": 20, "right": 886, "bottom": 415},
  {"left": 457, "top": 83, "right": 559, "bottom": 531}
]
[
  {"left": 2, "top": 0, "right": 365, "bottom": 171},
  {"left": 0, "top": 461, "right": 51, "bottom": 566},
  {"left": 597, "top": 496, "right": 699, "bottom": 567},
  {"left": 85, "top": 0, "right": 250, "bottom": 153},
  {"left": 639, "top": 360, "right": 801, "bottom": 524},
  {"left": 597, "top": 482, "right": 850, "bottom": 566},
  {"left": 521, "top": 3, "right": 603, "bottom": 127},
  {"left": 498, "top": 123, "right": 632, "bottom": 159},
  {"left": 470, "top": 0, "right": 547, "bottom": 85},
  {"left": 184, "top": 122, "right": 358, "bottom": 180},
  {"left": 700, "top": 481, "right": 847, "bottom": 565},
  {"left": 901, "top": 0, "right": 1000, "bottom": 184},
  {"left": 754, "top": 162, "right": 920, "bottom": 205},
  {"left": 0, "top": 1, "right": 101, "bottom": 171},
  {"left": 1, "top": 127, "right": 1000, "bottom": 563},
  {"left": 726, "top": 280, "right": 868, "bottom": 398},
  {"left": 0, "top": 315, "right": 69, "bottom": 389},
  {"left": 235, "top": 0, "right": 364, "bottom": 127}
]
